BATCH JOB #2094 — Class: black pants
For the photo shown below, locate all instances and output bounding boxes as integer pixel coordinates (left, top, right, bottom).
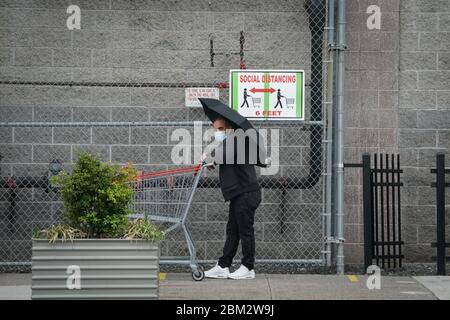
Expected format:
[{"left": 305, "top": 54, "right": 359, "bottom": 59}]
[{"left": 218, "top": 190, "right": 261, "bottom": 270}]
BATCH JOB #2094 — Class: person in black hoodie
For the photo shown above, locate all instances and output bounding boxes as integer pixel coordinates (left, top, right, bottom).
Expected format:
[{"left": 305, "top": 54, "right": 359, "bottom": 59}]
[{"left": 203, "top": 116, "right": 266, "bottom": 280}]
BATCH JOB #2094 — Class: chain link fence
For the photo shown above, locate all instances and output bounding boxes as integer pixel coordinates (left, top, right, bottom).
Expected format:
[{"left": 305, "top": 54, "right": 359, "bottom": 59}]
[{"left": 0, "top": 0, "right": 331, "bottom": 272}]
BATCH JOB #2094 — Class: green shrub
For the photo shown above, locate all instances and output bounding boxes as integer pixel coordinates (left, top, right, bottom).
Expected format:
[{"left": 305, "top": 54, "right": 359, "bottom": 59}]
[{"left": 49, "top": 153, "right": 143, "bottom": 239}]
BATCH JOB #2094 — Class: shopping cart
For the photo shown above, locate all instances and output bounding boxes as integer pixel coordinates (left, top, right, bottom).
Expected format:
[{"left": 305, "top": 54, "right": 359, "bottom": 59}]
[
  {"left": 251, "top": 97, "right": 262, "bottom": 108},
  {"left": 284, "top": 97, "right": 295, "bottom": 108},
  {"left": 128, "top": 163, "right": 213, "bottom": 281}
]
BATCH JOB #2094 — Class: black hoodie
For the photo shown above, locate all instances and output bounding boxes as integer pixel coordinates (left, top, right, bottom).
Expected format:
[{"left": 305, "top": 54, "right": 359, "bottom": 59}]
[{"left": 205, "top": 131, "right": 266, "bottom": 201}]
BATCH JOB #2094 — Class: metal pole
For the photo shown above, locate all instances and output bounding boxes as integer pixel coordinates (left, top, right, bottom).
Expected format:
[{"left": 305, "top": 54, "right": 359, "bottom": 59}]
[
  {"left": 323, "top": 0, "right": 335, "bottom": 267},
  {"left": 327, "top": 0, "right": 335, "bottom": 47},
  {"left": 335, "top": 0, "right": 346, "bottom": 275},
  {"left": 436, "top": 152, "right": 446, "bottom": 275},
  {"left": 362, "top": 153, "right": 373, "bottom": 271}
]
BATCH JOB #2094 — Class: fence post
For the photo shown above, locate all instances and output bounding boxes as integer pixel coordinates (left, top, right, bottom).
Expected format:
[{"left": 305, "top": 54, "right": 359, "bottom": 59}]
[
  {"left": 362, "top": 153, "right": 373, "bottom": 271},
  {"left": 436, "top": 152, "right": 446, "bottom": 275}
]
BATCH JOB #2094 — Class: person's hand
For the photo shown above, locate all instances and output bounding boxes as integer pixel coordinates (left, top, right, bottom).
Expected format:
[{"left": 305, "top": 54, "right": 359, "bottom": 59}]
[{"left": 201, "top": 153, "right": 215, "bottom": 170}]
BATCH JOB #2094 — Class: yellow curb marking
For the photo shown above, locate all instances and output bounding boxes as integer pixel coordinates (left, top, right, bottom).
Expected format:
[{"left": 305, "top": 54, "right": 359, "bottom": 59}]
[{"left": 347, "top": 275, "right": 359, "bottom": 282}]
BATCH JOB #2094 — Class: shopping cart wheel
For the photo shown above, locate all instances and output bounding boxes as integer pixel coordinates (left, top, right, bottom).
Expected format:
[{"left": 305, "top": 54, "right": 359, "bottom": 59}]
[{"left": 192, "top": 266, "right": 204, "bottom": 281}]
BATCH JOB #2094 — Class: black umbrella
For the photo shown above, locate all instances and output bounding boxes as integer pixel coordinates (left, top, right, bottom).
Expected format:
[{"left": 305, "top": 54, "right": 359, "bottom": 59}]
[
  {"left": 199, "top": 98, "right": 252, "bottom": 130},
  {"left": 198, "top": 98, "right": 267, "bottom": 167}
]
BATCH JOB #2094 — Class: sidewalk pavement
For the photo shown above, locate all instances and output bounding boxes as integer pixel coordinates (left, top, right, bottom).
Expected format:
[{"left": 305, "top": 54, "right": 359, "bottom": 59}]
[{"left": 0, "top": 273, "right": 448, "bottom": 300}]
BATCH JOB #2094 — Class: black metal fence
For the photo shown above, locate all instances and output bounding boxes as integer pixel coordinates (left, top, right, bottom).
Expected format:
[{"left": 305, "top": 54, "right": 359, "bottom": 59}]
[
  {"left": 430, "top": 152, "right": 449, "bottom": 275},
  {"left": 346, "top": 153, "right": 405, "bottom": 271}
]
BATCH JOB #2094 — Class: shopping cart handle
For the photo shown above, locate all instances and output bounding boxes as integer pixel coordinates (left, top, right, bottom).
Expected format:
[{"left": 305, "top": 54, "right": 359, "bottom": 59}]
[{"left": 202, "top": 161, "right": 216, "bottom": 168}]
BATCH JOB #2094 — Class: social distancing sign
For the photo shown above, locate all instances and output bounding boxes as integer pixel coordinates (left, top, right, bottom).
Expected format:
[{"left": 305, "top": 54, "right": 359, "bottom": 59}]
[{"left": 230, "top": 70, "right": 305, "bottom": 120}]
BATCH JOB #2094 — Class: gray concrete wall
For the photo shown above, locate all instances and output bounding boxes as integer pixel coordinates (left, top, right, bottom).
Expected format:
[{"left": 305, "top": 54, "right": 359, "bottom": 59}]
[
  {"left": 0, "top": 0, "right": 323, "bottom": 267},
  {"left": 343, "top": 0, "right": 450, "bottom": 264},
  {"left": 0, "top": 0, "right": 449, "bottom": 267}
]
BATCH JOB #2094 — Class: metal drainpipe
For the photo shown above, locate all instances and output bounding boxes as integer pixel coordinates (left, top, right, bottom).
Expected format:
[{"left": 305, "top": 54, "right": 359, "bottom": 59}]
[
  {"left": 324, "top": 0, "right": 335, "bottom": 267},
  {"left": 335, "top": 0, "right": 346, "bottom": 275}
]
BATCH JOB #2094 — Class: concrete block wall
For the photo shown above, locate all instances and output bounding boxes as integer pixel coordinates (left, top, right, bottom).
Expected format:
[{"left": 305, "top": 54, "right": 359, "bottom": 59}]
[
  {"left": 343, "top": 0, "right": 450, "bottom": 264},
  {"left": 0, "top": 0, "right": 324, "bottom": 265},
  {"left": 1, "top": 0, "right": 448, "bottom": 267},
  {"left": 397, "top": 0, "right": 450, "bottom": 262}
]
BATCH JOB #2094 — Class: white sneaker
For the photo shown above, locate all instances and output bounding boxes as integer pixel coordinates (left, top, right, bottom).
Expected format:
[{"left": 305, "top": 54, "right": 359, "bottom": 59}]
[
  {"left": 204, "top": 263, "right": 230, "bottom": 279},
  {"left": 227, "top": 265, "right": 255, "bottom": 280}
]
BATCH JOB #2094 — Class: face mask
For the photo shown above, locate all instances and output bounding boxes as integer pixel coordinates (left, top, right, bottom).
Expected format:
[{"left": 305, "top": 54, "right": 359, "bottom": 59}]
[{"left": 214, "top": 130, "right": 226, "bottom": 142}]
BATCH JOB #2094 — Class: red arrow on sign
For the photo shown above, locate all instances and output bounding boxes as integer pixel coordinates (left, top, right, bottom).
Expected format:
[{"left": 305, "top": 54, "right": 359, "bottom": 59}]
[{"left": 249, "top": 87, "right": 276, "bottom": 94}]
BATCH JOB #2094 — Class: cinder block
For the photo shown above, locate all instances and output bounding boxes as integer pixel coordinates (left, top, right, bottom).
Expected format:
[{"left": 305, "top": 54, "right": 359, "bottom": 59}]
[
  {"left": 72, "top": 145, "right": 110, "bottom": 162},
  {"left": 346, "top": 32, "right": 360, "bottom": 51},
  {"left": 379, "top": 111, "right": 397, "bottom": 128},
  {"left": 187, "top": 203, "right": 207, "bottom": 222},
  {"left": 130, "top": 127, "right": 168, "bottom": 145},
  {"left": 358, "top": 110, "right": 380, "bottom": 129},
  {"left": 14, "top": 127, "right": 52, "bottom": 144},
  {"left": 344, "top": 224, "right": 361, "bottom": 244},
  {"left": 111, "top": 68, "right": 187, "bottom": 84},
  {"left": 438, "top": 131, "right": 450, "bottom": 148},
  {"left": 398, "top": 109, "right": 417, "bottom": 128},
  {"left": 71, "top": 68, "right": 112, "bottom": 83},
  {"left": 401, "top": 0, "right": 450, "bottom": 13},
  {"left": 53, "top": 127, "right": 91, "bottom": 144},
  {"left": 0, "top": 28, "right": 33, "bottom": 47},
  {"left": 31, "top": 29, "right": 71, "bottom": 48},
  {"left": 399, "top": 90, "right": 436, "bottom": 109},
  {"left": 399, "top": 71, "right": 418, "bottom": 90},
  {"left": 73, "top": 31, "right": 111, "bottom": 49},
  {"left": 418, "top": 110, "right": 450, "bottom": 129},
  {"left": 95, "top": 10, "right": 132, "bottom": 30},
  {"left": 149, "top": 145, "right": 174, "bottom": 165},
  {"left": 378, "top": 128, "right": 397, "bottom": 147},
  {"left": 53, "top": 48, "right": 92, "bottom": 67},
  {"left": 399, "top": 32, "right": 419, "bottom": 51},
  {"left": 131, "top": 88, "right": 184, "bottom": 108},
  {"left": 111, "top": 145, "right": 148, "bottom": 164},
  {"left": 419, "top": 32, "right": 450, "bottom": 51},
  {"left": 264, "top": 222, "right": 307, "bottom": 243},
  {"left": 403, "top": 205, "right": 436, "bottom": 226},
  {"left": 402, "top": 224, "right": 419, "bottom": 244},
  {"left": 439, "top": 14, "right": 450, "bottom": 32},
  {"left": 193, "top": 187, "right": 223, "bottom": 203},
  {"left": 14, "top": 47, "right": 52, "bottom": 67},
  {"left": 92, "top": 127, "right": 130, "bottom": 145},
  {"left": 0, "top": 8, "right": 32, "bottom": 28},
  {"left": 400, "top": 52, "right": 437, "bottom": 70},
  {"left": 379, "top": 91, "right": 399, "bottom": 109},
  {"left": 34, "top": 106, "right": 72, "bottom": 122},
  {"left": 112, "top": 107, "right": 149, "bottom": 122},
  {"left": 381, "top": 32, "right": 399, "bottom": 51},
  {"left": 33, "top": 144, "right": 71, "bottom": 163},
  {"left": 438, "top": 52, "right": 450, "bottom": 70},
  {"left": 436, "top": 91, "right": 450, "bottom": 109},
  {"left": 403, "top": 167, "right": 432, "bottom": 186},
  {"left": 11, "top": 163, "right": 48, "bottom": 176},
  {"left": 0, "top": 128, "right": 13, "bottom": 143},
  {"left": 359, "top": 71, "right": 379, "bottom": 90},
  {"left": 205, "top": 202, "right": 229, "bottom": 222},
  {"left": 0, "top": 85, "right": 54, "bottom": 107},
  {"left": 415, "top": 13, "right": 439, "bottom": 31},
  {"left": 189, "top": 222, "right": 226, "bottom": 241},
  {"left": 0, "top": 48, "right": 12, "bottom": 66},
  {"left": 416, "top": 186, "right": 436, "bottom": 205},
  {"left": 398, "top": 129, "right": 436, "bottom": 147},
  {"left": 72, "top": 107, "right": 111, "bottom": 122},
  {"left": 0, "top": 144, "right": 32, "bottom": 163}
]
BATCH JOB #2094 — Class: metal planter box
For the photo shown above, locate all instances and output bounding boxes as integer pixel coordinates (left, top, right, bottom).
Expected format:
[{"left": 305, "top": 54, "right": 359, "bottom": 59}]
[{"left": 31, "top": 239, "right": 160, "bottom": 300}]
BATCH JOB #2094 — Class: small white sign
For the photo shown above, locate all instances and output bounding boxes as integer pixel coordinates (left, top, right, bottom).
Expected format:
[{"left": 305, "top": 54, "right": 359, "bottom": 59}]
[{"left": 185, "top": 87, "right": 220, "bottom": 107}]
